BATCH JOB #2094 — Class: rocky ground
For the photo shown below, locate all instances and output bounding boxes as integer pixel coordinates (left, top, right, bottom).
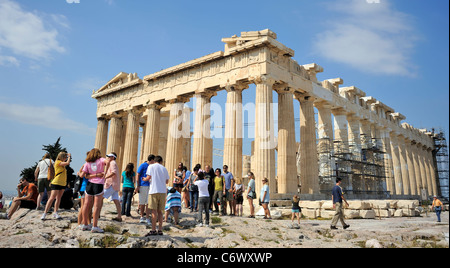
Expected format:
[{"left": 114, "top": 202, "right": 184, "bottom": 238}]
[{"left": 0, "top": 201, "right": 448, "bottom": 248}]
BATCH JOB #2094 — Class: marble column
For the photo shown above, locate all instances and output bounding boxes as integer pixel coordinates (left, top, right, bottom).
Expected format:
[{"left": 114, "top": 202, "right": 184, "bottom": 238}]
[
  {"left": 143, "top": 104, "right": 162, "bottom": 161},
  {"left": 332, "top": 108, "right": 349, "bottom": 152},
  {"left": 405, "top": 139, "right": 417, "bottom": 196},
  {"left": 297, "top": 93, "right": 319, "bottom": 195},
  {"left": 411, "top": 142, "right": 423, "bottom": 196},
  {"left": 380, "top": 128, "right": 395, "bottom": 196},
  {"left": 192, "top": 92, "right": 214, "bottom": 169},
  {"left": 122, "top": 108, "right": 141, "bottom": 171},
  {"left": 347, "top": 115, "right": 362, "bottom": 154},
  {"left": 95, "top": 117, "right": 109, "bottom": 156},
  {"left": 253, "top": 76, "right": 276, "bottom": 195},
  {"left": 223, "top": 84, "right": 246, "bottom": 179},
  {"left": 425, "top": 149, "right": 437, "bottom": 196},
  {"left": 398, "top": 136, "right": 411, "bottom": 196},
  {"left": 360, "top": 120, "right": 372, "bottom": 149},
  {"left": 315, "top": 101, "right": 334, "bottom": 185},
  {"left": 418, "top": 145, "right": 429, "bottom": 197},
  {"left": 166, "top": 100, "right": 188, "bottom": 186},
  {"left": 390, "top": 133, "right": 403, "bottom": 196},
  {"left": 276, "top": 86, "right": 297, "bottom": 194},
  {"left": 106, "top": 114, "right": 124, "bottom": 158}
]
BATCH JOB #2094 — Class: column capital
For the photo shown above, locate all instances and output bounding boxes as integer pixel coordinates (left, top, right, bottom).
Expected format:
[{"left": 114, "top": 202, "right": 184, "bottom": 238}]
[
  {"left": 222, "top": 81, "right": 249, "bottom": 93},
  {"left": 249, "top": 75, "right": 276, "bottom": 86},
  {"left": 145, "top": 100, "right": 166, "bottom": 111},
  {"left": 294, "top": 92, "right": 314, "bottom": 103},
  {"left": 107, "top": 110, "right": 126, "bottom": 119},
  {"left": 273, "top": 82, "right": 295, "bottom": 95},
  {"left": 331, "top": 107, "right": 346, "bottom": 116},
  {"left": 167, "top": 95, "right": 190, "bottom": 104},
  {"left": 194, "top": 89, "right": 217, "bottom": 100},
  {"left": 314, "top": 99, "right": 332, "bottom": 109}
]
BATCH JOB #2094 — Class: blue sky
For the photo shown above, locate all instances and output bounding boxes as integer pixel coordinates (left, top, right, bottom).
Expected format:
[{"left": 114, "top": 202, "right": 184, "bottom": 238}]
[{"left": 0, "top": 0, "right": 448, "bottom": 193}]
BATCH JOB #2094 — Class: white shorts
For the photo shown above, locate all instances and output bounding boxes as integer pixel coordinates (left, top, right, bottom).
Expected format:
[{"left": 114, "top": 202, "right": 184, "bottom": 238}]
[
  {"left": 103, "top": 186, "right": 120, "bottom": 201},
  {"left": 139, "top": 186, "right": 150, "bottom": 205}
]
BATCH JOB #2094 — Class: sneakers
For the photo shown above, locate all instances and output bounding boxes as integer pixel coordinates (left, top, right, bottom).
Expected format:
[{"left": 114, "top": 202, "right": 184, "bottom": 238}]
[
  {"left": 91, "top": 227, "right": 104, "bottom": 233},
  {"left": 40, "top": 213, "right": 46, "bottom": 220},
  {"left": 53, "top": 213, "right": 62, "bottom": 220}
]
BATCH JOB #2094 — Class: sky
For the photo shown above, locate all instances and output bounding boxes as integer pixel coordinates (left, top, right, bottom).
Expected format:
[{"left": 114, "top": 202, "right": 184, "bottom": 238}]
[{"left": 0, "top": 0, "right": 448, "bottom": 194}]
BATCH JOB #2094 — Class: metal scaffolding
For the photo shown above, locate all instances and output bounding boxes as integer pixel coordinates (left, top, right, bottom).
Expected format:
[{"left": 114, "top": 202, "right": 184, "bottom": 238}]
[{"left": 432, "top": 129, "right": 449, "bottom": 201}]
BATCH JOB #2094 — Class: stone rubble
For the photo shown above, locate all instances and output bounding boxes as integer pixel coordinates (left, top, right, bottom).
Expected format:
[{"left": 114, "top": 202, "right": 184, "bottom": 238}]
[{"left": 0, "top": 201, "right": 448, "bottom": 248}]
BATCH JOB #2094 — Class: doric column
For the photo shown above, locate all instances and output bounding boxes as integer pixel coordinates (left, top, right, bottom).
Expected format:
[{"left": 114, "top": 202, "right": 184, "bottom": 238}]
[
  {"left": 347, "top": 115, "right": 361, "bottom": 154},
  {"left": 360, "top": 120, "right": 372, "bottom": 149},
  {"left": 121, "top": 108, "right": 142, "bottom": 171},
  {"left": 315, "top": 101, "right": 334, "bottom": 186},
  {"left": 106, "top": 113, "right": 124, "bottom": 157},
  {"left": 398, "top": 136, "right": 411, "bottom": 196},
  {"left": 405, "top": 138, "right": 417, "bottom": 196},
  {"left": 425, "top": 148, "right": 437, "bottom": 196},
  {"left": 380, "top": 128, "right": 395, "bottom": 195},
  {"left": 276, "top": 85, "right": 297, "bottom": 194},
  {"left": 192, "top": 91, "right": 215, "bottom": 169},
  {"left": 332, "top": 108, "right": 349, "bottom": 152},
  {"left": 390, "top": 133, "right": 403, "bottom": 196},
  {"left": 223, "top": 83, "right": 247, "bottom": 179},
  {"left": 411, "top": 141, "right": 423, "bottom": 196},
  {"left": 166, "top": 98, "right": 189, "bottom": 186},
  {"left": 95, "top": 117, "right": 109, "bottom": 156},
  {"left": 296, "top": 93, "right": 319, "bottom": 195},
  {"left": 253, "top": 76, "right": 276, "bottom": 195},
  {"left": 417, "top": 145, "right": 429, "bottom": 197},
  {"left": 142, "top": 103, "right": 162, "bottom": 161}
]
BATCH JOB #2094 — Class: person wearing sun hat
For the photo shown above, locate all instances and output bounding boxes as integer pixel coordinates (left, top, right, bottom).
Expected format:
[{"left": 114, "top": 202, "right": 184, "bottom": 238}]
[{"left": 104, "top": 152, "right": 122, "bottom": 222}]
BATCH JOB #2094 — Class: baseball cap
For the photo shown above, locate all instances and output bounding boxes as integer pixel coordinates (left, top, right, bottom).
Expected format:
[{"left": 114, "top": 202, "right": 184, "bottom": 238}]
[{"left": 106, "top": 153, "right": 117, "bottom": 159}]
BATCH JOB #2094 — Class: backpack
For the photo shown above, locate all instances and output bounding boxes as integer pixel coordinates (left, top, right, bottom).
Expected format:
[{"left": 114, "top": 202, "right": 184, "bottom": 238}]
[{"left": 47, "top": 159, "right": 55, "bottom": 181}]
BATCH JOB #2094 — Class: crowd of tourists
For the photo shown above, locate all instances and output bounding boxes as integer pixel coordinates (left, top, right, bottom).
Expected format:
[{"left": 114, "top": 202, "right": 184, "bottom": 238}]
[
  {"left": 0, "top": 149, "right": 275, "bottom": 234},
  {"left": 2, "top": 150, "right": 446, "bottom": 232}
]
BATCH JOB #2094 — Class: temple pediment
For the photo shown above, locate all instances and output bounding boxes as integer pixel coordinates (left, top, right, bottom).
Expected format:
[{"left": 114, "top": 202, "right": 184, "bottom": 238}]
[{"left": 92, "top": 72, "right": 142, "bottom": 98}]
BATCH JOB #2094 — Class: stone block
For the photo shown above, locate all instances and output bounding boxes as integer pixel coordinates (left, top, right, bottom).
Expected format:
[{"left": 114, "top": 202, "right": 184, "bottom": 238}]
[
  {"left": 387, "top": 200, "right": 398, "bottom": 209},
  {"left": 348, "top": 200, "right": 371, "bottom": 210},
  {"left": 302, "top": 208, "right": 318, "bottom": 219},
  {"left": 373, "top": 208, "right": 391, "bottom": 218},
  {"left": 344, "top": 209, "right": 360, "bottom": 219},
  {"left": 360, "top": 210, "right": 376, "bottom": 219},
  {"left": 369, "top": 200, "right": 390, "bottom": 209},
  {"left": 321, "top": 200, "right": 334, "bottom": 210},
  {"left": 396, "top": 200, "right": 418, "bottom": 209},
  {"left": 394, "top": 208, "right": 416, "bottom": 217},
  {"left": 299, "top": 201, "right": 323, "bottom": 209},
  {"left": 319, "top": 209, "right": 335, "bottom": 219}
]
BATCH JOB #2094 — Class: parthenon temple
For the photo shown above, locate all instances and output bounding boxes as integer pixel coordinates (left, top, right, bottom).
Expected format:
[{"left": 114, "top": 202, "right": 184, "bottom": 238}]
[{"left": 92, "top": 30, "right": 439, "bottom": 201}]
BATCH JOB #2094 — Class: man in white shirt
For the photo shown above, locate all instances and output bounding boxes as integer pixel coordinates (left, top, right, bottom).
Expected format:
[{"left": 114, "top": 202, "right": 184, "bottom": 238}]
[{"left": 143, "top": 155, "right": 169, "bottom": 235}]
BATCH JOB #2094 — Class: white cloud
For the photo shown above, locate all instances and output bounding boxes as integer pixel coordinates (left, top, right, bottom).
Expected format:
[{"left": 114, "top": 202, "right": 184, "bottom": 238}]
[
  {"left": 0, "top": 0, "right": 66, "bottom": 65},
  {"left": 314, "top": 0, "right": 418, "bottom": 76},
  {"left": 0, "top": 102, "right": 96, "bottom": 136}
]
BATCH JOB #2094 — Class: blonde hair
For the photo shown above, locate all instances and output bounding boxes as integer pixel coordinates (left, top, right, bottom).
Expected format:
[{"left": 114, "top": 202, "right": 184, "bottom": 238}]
[
  {"left": 293, "top": 195, "right": 300, "bottom": 202},
  {"left": 235, "top": 178, "right": 242, "bottom": 185},
  {"left": 56, "top": 152, "right": 67, "bottom": 161},
  {"left": 86, "top": 148, "right": 102, "bottom": 163}
]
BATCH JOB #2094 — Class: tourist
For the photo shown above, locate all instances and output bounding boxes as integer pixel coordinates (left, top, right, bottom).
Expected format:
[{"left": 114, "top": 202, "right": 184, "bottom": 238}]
[
  {"left": 0, "top": 191, "right": 4, "bottom": 210},
  {"left": 331, "top": 178, "right": 350, "bottom": 230},
  {"left": 204, "top": 165, "right": 216, "bottom": 211},
  {"left": 164, "top": 187, "right": 181, "bottom": 225},
  {"left": 173, "top": 162, "right": 185, "bottom": 193},
  {"left": 260, "top": 178, "right": 271, "bottom": 219},
  {"left": 76, "top": 160, "right": 90, "bottom": 227},
  {"left": 41, "top": 152, "right": 71, "bottom": 221},
  {"left": 121, "top": 163, "right": 135, "bottom": 217},
  {"left": 222, "top": 165, "right": 234, "bottom": 215},
  {"left": 80, "top": 148, "right": 110, "bottom": 233},
  {"left": 181, "top": 166, "right": 190, "bottom": 209},
  {"left": 246, "top": 172, "right": 256, "bottom": 218},
  {"left": 431, "top": 196, "right": 444, "bottom": 223},
  {"left": 143, "top": 155, "right": 170, "bottom": 236},
  {"left": 7, "top": 178, "right": 38, "bottom": 219},
  {"left": 194, "top": 172, "right": 210, "bottom": 227},
  {"left": 34, "top": 153, "right": 53, "bottom": 210},
  {"left": 103, "top": 152, "right": 122, "bottom": 222},
  {"left": 136, "top": 155, "right": 155, "bottom": 225},
  {"left": 187, "top": 167, "right": 200, "bottom": 212},
  {"left": 234, "top": 178, "right": 244, "bottom": 217},
  {"left": 291, "top": 195, "right": 301, "bottom": 228},
  {"left": 212, "top": 168, "right": 225, "bottom": 215}
]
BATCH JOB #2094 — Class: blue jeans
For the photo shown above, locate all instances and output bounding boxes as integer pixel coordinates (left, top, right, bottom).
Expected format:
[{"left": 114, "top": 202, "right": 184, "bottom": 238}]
[
  {"left": 189, "top": 191, "right": 198, "bottom": 211},
  {"left": 435, "top": 207, "right": 442, "bottom": 222},
  {"left": 121, "top": 187, "right": 134, "bottom": 217}
]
